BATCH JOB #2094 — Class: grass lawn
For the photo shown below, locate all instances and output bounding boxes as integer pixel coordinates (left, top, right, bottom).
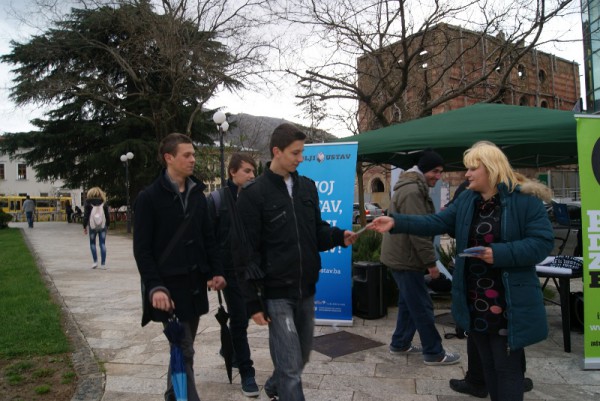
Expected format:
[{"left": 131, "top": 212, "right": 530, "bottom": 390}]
[{"left": 0, "top": 228, "right": 76, "bottom": 400}]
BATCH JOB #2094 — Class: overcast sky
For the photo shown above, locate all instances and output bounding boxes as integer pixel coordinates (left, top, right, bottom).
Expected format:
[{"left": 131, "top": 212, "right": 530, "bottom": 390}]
[{"left": 0, "top": 1, "right": 586, "bottom": 138}]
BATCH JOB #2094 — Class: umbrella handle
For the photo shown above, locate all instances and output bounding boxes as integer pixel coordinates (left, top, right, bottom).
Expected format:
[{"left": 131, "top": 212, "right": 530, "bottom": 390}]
[
  {"left": 217, "top": 289, "right": 224, "bottom": 306},
  {"left": 254, "top": 284, "right": 270, "bottom": 320}
]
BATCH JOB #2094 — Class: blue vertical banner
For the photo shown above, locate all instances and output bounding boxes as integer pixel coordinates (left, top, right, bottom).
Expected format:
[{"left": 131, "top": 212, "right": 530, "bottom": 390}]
[{"left": 298, "top": 142, "right": 358, "bottom": 325}]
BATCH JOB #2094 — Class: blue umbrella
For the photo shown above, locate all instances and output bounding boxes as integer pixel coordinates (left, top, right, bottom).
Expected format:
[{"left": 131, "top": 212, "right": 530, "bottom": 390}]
[{"left": 164, "top": 315, "right": 187, "bottom": 401}]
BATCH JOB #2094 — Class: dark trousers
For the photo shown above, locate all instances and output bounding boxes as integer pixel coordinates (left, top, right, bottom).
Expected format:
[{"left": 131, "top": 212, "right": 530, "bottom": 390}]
[
  {"left": 164, "top": 317, "right": 201, "bottom": 401},
  {"left": 466, "top": 333, "right": 528, "bottom": 387},
  {"left": 222, "top": 271, "right": 255, "bottom": 379},
  {"left": 470, "top": 331, "right": 524, "bottom": 401},
  {"left": 25, "top": 211, "right": 34, "bottom": 227},
  {"left": 390, "top": 270, "right": 444, "bottom": 360}
]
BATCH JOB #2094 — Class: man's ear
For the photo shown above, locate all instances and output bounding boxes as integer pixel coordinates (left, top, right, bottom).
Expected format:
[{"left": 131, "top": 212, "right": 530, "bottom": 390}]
[{"left": 272, "top": 147, "right": 282, "bottom": 158}]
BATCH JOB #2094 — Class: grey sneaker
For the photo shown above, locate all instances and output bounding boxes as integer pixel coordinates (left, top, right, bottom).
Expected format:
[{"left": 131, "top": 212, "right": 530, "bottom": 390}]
[
  {"left": 424, "top": 351, "right": 460, "bottom": 365},
  {"left": 389, "top": 344, "right": 423, "bottom": 354},
  {"left": 241, "top": 376, "right": 259, "bottom": 397}
]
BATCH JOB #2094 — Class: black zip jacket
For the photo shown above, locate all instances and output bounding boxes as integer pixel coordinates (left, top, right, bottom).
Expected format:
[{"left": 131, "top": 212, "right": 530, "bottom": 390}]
[
  {"left": 236, "top": 168, "right": 346, "bottom": 316},
  {"left": 133, "top": 171, "right": 222, "bottom": 325}
]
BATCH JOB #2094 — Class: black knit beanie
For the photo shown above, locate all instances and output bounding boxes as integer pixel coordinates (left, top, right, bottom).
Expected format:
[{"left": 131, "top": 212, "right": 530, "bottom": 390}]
[{"left": 417, "top": 149, "right": 444, "bottom": 173}]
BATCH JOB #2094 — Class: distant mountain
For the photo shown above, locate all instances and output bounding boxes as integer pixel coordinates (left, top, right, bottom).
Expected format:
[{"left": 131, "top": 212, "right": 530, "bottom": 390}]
[{"left": 223, "top": 113, "right": 337, "bottom": 162}]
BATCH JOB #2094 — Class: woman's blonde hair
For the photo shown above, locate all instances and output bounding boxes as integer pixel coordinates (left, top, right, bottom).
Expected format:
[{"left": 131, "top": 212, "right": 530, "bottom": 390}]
[
  {"left": 87, "top": 187, "right": 106, "bottom": 202},
  {"left": 463, "top": 141, "right": 525, "bottom": 192}
]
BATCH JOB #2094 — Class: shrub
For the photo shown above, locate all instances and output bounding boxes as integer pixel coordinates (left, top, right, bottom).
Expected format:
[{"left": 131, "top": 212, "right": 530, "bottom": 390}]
[
  {"left": 0, "top": 210, "right": 13, "bottom": 229},
  {"left": 352, "top": 227, "right": 382, "bottom": 262},
  {"left": 436, "top": 238, "right": 457, "bottom": 268}
]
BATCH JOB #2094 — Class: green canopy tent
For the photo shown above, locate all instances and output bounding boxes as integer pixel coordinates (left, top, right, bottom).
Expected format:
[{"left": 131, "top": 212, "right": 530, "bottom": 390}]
[{"left": 338, "top": 103, "right": 578, "bottom": 171}]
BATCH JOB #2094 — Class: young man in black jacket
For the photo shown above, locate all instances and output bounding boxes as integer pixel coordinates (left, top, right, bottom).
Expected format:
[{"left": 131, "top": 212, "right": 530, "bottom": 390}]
[
  {"left": 133, "top": 132, "right": 226, "bottom": 401},
  {"left": 207, "top": 153, "right": 259, "bottom": 397},
  {"left": 236, "top": 123, "right": 357, "bottom": 401}
]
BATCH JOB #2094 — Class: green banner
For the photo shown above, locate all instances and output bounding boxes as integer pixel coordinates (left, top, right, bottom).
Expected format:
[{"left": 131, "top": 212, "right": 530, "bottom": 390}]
[{"left": 576, "top": 116, "right": 600, "bottom": 369}]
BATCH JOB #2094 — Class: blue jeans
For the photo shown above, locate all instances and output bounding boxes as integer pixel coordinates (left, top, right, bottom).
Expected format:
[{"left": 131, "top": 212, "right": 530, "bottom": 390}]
[
  {"left": 470, "top": 331, "right": 524, "bottom": 401},
  {"left": 222, "top": 271, "right": 255, "bottom": 379},
  {"left": 264, "top": 296, "right": 314, "bottom": 401},
  {"left": 163, "top": 317, "right": 201, "bottom": 401},
  {"left": 89, "top": 229, "right": 107, "bottom": 264},
  {"left": 391, "top": 270, "right": 444, "bottom": 360},
  {"left": 25, "top": 211, "right": 34, "bottom": 227}
]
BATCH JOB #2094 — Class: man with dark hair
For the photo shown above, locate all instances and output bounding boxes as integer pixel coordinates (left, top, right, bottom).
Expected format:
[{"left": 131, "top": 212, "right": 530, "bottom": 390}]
[
  {"left": 380, "top": 149, "right": 460, "bottom": 366},
  {"left": 208, "top": 153, "right": 259, "bottom": 397},
  {"left": 236, "top": 123, "right": 357, "bottom": 401},
  {"left": 133, "top": 132, "right": 226, "bottom": 401}
]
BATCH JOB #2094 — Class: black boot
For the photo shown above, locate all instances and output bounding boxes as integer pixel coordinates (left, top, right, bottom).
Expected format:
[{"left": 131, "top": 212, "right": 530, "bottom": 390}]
[{"left": 449, "top": 378, "right": 488, "bottom": 398}]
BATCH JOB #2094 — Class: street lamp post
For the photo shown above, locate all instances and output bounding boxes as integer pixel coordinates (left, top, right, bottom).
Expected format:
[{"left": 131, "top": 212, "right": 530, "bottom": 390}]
[
  {"left": 120, "top": 152, "right": 134, "bottom": 233},
  {"left": 212, "top": 111, "right": 229, "bottom": 187}
]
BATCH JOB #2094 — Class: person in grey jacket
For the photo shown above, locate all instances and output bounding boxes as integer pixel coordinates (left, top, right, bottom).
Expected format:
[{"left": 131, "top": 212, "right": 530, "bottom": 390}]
[
  {"left": 380, "top": 149, "right": 460, "bottom": 366},
  {"left": 22, "top": 195, "right": 35, "bottom": 228},
  {"left": 370, "top": 142, "right": 554, "bottom": 401}
]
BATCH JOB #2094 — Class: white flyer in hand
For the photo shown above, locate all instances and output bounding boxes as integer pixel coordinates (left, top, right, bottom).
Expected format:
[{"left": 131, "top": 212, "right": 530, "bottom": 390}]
[{"left": 458, "top": 246, "right": 485, "bottom": 258}]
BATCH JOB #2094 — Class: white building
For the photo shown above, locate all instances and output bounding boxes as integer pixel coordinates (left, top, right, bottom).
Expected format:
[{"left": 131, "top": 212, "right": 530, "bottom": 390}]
[{"left": 0, "top": 150, "right": 84, "bottom": 207}]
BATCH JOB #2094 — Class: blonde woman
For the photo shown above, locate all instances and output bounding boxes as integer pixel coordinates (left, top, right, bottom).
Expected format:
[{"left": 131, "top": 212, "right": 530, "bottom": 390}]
[
  {"left": 83, "top": 187, "right": 110, "bottom": 269},
  {"left": 370, "top": 142, "right": 553, "bottom": 401}
]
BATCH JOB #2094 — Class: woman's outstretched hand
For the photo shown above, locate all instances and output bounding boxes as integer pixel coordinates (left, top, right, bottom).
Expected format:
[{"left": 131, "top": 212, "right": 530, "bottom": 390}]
[{"left": 368, "top": 216, "right": 395, "bottom": 233}]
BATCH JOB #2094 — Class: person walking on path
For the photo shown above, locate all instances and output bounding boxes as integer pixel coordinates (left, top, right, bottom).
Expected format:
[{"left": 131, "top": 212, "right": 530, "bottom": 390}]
[
  {"left": 380, "top": 149, "right": 460, "bottom": 366},
  {"left": 208, "top": 153, "right": 260, "bottom": 397},
  {"left": 22, "top": 195, "right": 35, "bottom": 228},
  {"left": 236, "top": 123, "right": 358, "bottom": 401},
  {"left": 133, "top": 132, "right": 226, "bottom": 401},
  {"left": 369, "top": 141, "right": 554, "bottom": 401},
  {"left": 82, "top": 187, "right": 110, "bottom": 269}
]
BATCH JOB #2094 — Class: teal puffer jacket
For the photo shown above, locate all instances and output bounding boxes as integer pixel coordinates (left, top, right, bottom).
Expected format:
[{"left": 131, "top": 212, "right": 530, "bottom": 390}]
[{"left": 390, "top": 181, "right": 554, "bottom": 350}]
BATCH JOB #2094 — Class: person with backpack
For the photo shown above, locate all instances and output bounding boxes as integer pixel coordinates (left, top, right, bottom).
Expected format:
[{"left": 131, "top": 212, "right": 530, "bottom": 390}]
[
  {"left": 83, "top": 187, "right": 110, "bottom": 269},
  {"left": 207, "top": 153, "right": 259, "bottom": 397}
]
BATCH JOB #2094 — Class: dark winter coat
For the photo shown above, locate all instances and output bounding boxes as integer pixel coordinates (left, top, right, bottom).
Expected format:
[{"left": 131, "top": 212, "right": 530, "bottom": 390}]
[
  {"left": 389, "top": 180, "right": 554, "bottom": 350},
  {"left": 236, "top": 168, "right": 346, "bottom": 316},
  {"left": 133, "top": 171, "right": 222, "bottom": 326}
]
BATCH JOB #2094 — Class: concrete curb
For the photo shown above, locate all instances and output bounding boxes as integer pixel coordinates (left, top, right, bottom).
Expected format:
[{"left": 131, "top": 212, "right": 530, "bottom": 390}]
[{"left": 21, "top": 228, "right": 105, "bottom": 401}]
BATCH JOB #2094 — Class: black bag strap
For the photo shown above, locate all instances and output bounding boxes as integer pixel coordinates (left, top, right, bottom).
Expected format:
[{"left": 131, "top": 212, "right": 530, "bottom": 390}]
[
  {"left": 158, "top": 207, "right": 195, "bottom": 267},
  {"left": 209, "top": 188, "right": 224, "bottom": 217}
]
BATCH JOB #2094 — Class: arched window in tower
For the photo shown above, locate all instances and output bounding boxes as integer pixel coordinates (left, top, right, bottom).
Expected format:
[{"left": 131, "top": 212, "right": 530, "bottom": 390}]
[
  {"left": 519, "top": 96, "right": 529, "bottom": 106},
  {"left": 371, "top": 178, "right": 385, "bottom": 193},
  {"left": 517, "top": 64, "right": 527, "bottom": 80}
]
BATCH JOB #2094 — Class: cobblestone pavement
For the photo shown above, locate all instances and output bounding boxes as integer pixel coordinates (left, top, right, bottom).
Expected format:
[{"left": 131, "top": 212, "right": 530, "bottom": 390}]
[{"left": 13, "top": 222, "right": 600, "bottom": 401}]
